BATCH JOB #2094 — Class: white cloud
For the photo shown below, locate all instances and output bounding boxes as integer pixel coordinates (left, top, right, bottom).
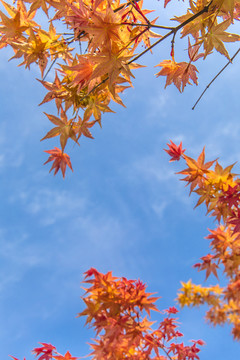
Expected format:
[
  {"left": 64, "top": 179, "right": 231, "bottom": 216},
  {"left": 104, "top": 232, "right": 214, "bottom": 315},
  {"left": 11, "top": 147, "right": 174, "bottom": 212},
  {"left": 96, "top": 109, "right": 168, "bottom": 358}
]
[
  {"left": 151, "top": 201, "right": 168, "bottom": 218},
  {"left": 9, "top": 186, "right": 87, "bottom": 226},
  {"left": 0, "top": 229, "right": 45, "bottom": 292}
]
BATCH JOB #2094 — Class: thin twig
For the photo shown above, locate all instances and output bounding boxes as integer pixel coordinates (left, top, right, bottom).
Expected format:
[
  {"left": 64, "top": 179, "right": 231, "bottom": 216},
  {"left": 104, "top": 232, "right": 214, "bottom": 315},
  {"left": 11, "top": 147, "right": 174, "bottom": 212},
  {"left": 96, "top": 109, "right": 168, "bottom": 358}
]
[
  {"left": 128, "top": 0, "right": 212, "bottom": 64},
  {"left": 43, "top": 58, "right": 57, "bottom": 81},
  {"left": 121, "top": 22, "right": 174, "bottom": 30},
  {"left": 192, "top": 47, "right": 240, "bottom": 110},
  {"left": 160, "top": 345, "right": 174, "bottom": 360}
]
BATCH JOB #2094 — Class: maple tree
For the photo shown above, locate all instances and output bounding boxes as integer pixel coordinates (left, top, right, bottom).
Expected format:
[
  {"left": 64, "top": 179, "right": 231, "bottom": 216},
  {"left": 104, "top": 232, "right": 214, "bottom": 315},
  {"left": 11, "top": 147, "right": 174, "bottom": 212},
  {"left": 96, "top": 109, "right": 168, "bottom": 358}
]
[
  {"left": 1, "top": 0, "right": 240, "bottom": 176},
  {"left": 11, "top": 269, "right": 206, "bottom": 360},
  {"left": 165, "top": 141, "right": 240, "bottom": 341},
  {"left": 3, "top": 0, "right": 240, "bottom": 359}
]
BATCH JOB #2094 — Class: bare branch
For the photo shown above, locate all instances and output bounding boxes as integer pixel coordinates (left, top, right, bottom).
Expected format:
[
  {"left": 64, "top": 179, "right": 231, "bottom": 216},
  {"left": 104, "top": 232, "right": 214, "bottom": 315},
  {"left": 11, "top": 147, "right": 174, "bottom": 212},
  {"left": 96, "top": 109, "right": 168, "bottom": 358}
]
[{"left": 192, "top": 47, "right": 240, "bottom": 110}]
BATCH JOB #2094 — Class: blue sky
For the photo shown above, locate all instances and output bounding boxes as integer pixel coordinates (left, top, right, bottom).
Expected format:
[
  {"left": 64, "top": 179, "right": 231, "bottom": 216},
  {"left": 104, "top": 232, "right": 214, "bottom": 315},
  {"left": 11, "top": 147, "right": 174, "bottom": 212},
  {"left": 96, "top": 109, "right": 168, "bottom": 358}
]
[{"left": 1, "top": 0, "right": 240, "bottom": 359}]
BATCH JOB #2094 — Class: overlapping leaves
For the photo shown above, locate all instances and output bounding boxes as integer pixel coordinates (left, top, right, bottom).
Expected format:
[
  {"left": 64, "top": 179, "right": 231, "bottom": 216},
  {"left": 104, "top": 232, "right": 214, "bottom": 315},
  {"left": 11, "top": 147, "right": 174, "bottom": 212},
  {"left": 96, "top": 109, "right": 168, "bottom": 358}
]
[
  {"left": 165, "top": 140, "right": 240, "bottom": 340},
  {"left": 1, "top": 0, "right": 240, "bottom": 176}
]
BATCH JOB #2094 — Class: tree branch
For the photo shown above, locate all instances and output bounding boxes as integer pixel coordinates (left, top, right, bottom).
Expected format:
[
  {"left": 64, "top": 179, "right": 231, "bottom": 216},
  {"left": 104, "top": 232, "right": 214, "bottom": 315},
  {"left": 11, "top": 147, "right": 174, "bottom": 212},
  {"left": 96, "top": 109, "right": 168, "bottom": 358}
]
[
  {"left": 128, "top": 0, "right": 212, "bottom": 64},
  {"left": 192, "top": 47, "right": 240, "bottom": 110}
]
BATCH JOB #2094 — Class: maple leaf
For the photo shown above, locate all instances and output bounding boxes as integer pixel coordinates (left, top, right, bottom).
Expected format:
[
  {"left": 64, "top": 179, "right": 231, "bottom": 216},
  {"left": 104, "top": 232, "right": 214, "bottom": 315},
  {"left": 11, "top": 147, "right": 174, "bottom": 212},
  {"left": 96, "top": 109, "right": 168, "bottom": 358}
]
[
  {"left": 155, "top": 59, "right": 199, "bottom": 92},
  {"left": 44, "top": 147, "right": 73, "bottom": 178},
  {"left": 227, "top": 209, "right": 240, "bottom": 235},
  {"left": 10, "top": 27, "right": 49, "bottom": 77},
  {"left": 63, "top": 0, "right": 90, "bottom": 37},
  {"left": 173, "top": 8, "right": 212, "bottom": 40},
  {"left": 82, "top": 86, "right": 115, "bottom": 126},
  {"left": 188, "top": 37, "right": 204, "bottom": 62},
  {"left": 0, "top": 7, "right": 28, "bottom": 47},
  {"left": 175, "top": 62, "right": 199, "bottom": 91},
  {"left": 203, "top": 19, "right": 240, "bottom": 60},
  {"left": 207, "top": 161, "right": 237, "bottom": 191},
  {"left": 38, "top": 72, "right": 64, "bottom": 111},
  {"left": 88, "top": 44, "right": 140, "bottom": 96},
  {"left": 38, "top": 22, "right": 71, "bottom": 62},
  {"left": 193, "top": 181, "right": 216, "bottom": 210},
  {"left": 76, "top": 116, "right": 96, "bottom": 140},
  {"left": 10, "top": 22, "right": 68, "bottom": 77},
  {"left": 164, "top": 140, "right": 185, "bottom": 162},
  {"left": 178, "top": 147, "right": 216, "bottom": 193},
  {"left": 219, "top": 184, "right": 240, "bottom": 209},
  {"left": 163, "top": 306, "right": 179, "bottom": 314},
  {"left": 0, "top": 0, "right": 37, "bottom": 34},
  {"left": 32, "top": 343, "right": 56, "bottom": 360},
  {"left": 9, "top": 357, "right": 26, "bottom": 360},
  {"left": 159, "top": 317, "right": 178, "bottom": 341},
  {"left": 59, "top": 55, "right": 94, "bottom": 93},
  {"left": 41, "top": 112, "right": 79, "bottom": 151},
  {"left": 53, "top": 351, "right": 78, "bottom": 360},
  {"left": 206, "top": 226, "right": 236, "bottom": 254},
  {"left": 193, "top": 254, "right": 219, "bottom": 280},
  {"left": 24, "top": 0, "right": 49, "bottom": 17},
  {"left": 210, "top": 0, "right": 236, "bottom": 20},
  {"left": 155, "top": 59, "right": 179, "bottom": 89},
  {"left": 83, "top": 267, "right": 100, "bottom": 278},
  {"left": 84, "top": 3, "right": 124, "bottom": 52}
]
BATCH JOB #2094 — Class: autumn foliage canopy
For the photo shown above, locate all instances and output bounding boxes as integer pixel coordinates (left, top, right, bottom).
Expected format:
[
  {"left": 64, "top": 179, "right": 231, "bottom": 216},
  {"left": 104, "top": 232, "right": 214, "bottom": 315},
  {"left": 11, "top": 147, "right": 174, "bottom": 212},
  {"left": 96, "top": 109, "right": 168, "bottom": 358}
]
[
  {"left": 2, "top": 0, "right": 240, "bottom": 359},
  {"left": 1, "top": 0, "right": 240, "bottom": 176}
]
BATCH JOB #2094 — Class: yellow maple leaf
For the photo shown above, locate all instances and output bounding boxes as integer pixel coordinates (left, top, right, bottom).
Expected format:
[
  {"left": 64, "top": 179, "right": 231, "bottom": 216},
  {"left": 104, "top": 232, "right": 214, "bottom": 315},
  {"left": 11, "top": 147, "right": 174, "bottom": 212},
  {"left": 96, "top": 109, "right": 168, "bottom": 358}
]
[{"left": 203, "top": 19, "right": 240, "bottom": 59}]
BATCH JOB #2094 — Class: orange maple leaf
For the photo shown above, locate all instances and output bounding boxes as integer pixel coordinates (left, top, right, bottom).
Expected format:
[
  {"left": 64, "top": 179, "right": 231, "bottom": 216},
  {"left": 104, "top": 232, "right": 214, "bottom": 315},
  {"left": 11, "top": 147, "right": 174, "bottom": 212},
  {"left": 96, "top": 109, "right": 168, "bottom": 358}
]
[
  {"left": 60, "top": 55, "right": 94, "bottom": 92},
  {"left": 178, "top": 148, "right": 216, "bottom": 193},
  {"left": 155, "top": 59, "right": 199, "bottom": 92},
  {"left": 194, "top": 254, "right": 219, "bottom": 280},
  {"left": 0, "top": 7, "right": 28, "bottom": 47},
  {"left": 44, "top": 147, "right": 73, "bottom": 178},
  {"left": 53, "top": 351, "right": 78, "bottom": 360},
  {"left": 23, "top": 0, "right": 49, "bottom": 17},
  {"left": 76, "top": 116, "right": 96, "bottom": 140},
  {"left": 41, "top": 112, "right": 79, "bottom": 151}
]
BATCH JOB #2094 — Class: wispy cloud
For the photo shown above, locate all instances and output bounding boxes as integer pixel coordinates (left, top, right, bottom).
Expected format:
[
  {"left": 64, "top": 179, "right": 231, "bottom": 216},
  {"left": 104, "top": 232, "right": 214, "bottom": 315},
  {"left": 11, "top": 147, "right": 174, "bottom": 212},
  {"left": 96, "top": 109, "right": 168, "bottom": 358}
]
[
  {"left": 0, "top": 228, "right": 44, "bottom": 292},
  {"left": 9, "top": 186, "right": 87, "bottom": 226}
]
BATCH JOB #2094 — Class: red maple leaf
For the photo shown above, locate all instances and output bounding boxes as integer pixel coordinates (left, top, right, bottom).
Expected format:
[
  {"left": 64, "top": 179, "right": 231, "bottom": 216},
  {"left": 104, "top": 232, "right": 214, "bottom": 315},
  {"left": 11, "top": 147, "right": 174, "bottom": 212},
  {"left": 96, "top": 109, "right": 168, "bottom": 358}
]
[
  {"left": 164, "top": 140, "right": 185, "bottom": 162},
  {"left": 193, "top": 254, "right": 219, "bottom": 280},
  {"left": 32, "top": 343, "right": 56, "bottom": 360},
  {"left": 44, "top": 147, "right": 73, "bottom": 178},
  {"left": 219, "top": 184, "right": 240, "bottom": 209},
  {"left": 163, "top": 306, "right": 179, "bottom": 314},
  {"left": 228, "top": 209, "right": 240, "bottom": 235}
]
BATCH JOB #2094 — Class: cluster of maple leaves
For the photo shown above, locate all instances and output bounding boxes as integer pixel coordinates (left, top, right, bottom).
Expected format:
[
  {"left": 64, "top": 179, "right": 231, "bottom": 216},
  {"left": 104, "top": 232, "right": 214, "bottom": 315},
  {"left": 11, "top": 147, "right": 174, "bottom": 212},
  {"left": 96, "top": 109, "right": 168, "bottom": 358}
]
[
  {"left": 1, "top": 0, "right": 240, "bottom": 176},
  {"left": 10, "top": 142, "right": 240, "bottom": 359},
  {"left": 3, "top": 0, "right": 240, "bottom": 358},
  {"left": 10, "top": 343, "right": 77, "bottom": 360},
  {"left": 165, "top": 141, "right": 240, "bottom": 340},
  {"left": 11, "top": 268, "right": 206, "bottom": 360}
]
